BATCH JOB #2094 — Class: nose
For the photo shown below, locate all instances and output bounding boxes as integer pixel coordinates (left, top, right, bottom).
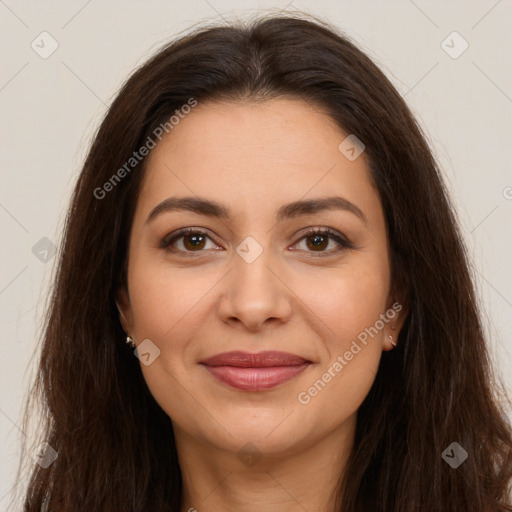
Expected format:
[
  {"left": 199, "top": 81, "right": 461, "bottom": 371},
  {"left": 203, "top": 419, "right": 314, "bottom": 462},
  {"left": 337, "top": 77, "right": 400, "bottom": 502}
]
[{"left": 217, "top": 246, "right": 292, "bottom": 332}]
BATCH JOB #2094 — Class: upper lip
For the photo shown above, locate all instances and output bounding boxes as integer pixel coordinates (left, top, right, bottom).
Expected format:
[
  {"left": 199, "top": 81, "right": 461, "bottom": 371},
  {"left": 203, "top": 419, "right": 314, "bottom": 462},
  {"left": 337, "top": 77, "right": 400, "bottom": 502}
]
[{"left": 200, "top": 351, "right": 311, "bottom": 368}]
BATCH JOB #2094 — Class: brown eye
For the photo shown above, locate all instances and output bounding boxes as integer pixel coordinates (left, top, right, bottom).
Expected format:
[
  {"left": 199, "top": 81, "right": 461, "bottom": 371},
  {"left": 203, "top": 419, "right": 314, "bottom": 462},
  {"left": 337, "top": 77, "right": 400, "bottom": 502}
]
[
  {"left": 293, "top": 228, "right": 353, "bottom": 257},
  {"left": 161, "top": 228, "right": 219, "bottom": 256},
  {"left": 182, "top": 232, "right": 207, "bottom": 251},
  {"left": 305, "top": 233, "right": 329, "bottom": 251}
]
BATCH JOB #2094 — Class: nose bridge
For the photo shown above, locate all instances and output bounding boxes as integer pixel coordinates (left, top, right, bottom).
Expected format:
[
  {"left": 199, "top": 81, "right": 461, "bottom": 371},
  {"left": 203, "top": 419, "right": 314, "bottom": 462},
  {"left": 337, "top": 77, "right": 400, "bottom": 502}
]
[
  {"left": 235, "top": 240, "right": 273, "bottom": 290},
  {"left": 218, "top": 235, "right": 291, "bottom": 329}
]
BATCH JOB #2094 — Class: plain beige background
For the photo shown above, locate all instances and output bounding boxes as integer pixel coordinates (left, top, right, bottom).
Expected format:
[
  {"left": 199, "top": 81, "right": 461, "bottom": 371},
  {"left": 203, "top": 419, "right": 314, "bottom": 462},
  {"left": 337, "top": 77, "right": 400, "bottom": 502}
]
[{"left": 1, "top": 0, "right": 511, "bottom": 507}]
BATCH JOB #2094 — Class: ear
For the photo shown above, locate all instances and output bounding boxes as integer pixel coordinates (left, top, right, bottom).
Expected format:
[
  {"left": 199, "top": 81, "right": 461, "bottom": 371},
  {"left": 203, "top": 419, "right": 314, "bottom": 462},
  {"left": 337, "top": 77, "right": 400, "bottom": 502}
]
[
  {"left": 382, "top": 296, "right": 409, "bottom": 352},
  {"left": 115, "top": 286, "right": 134, "bottom": 335}
]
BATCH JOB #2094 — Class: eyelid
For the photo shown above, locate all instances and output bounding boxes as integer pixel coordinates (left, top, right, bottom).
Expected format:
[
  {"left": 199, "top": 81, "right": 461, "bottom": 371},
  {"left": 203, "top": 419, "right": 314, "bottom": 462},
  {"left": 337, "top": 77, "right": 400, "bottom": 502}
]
[
  {"left": 160, "top": 226, "right": 354, "bottom": 256},
  {"left": 159, "top": 227, "right": 222, "bottom": 251},
  {"left": 291, "top": 227, "right": 355, "bottom": 257}
]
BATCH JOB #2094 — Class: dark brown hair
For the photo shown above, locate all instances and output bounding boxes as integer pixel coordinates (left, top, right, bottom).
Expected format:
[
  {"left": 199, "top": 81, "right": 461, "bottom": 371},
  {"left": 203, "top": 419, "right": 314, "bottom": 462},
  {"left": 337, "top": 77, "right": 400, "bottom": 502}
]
[{"left": 14, "top": 12, "right": 512, "bottom": 511}]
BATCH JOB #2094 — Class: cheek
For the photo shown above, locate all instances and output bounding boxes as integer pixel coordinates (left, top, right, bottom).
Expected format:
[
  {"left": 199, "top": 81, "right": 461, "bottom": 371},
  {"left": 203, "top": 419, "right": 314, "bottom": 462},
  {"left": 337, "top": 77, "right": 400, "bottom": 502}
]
[
  {"left": 292, "top": 262, "right": 389, "bottom": 405},
  {"left": 128, "top": 261, "right": 215, "bottom": 342},
  {"left": 127, "top": 266, "right": 209, "bottom": 414},
  {"left": 297, "top": 262, "right": 390, "bottom": 349}
]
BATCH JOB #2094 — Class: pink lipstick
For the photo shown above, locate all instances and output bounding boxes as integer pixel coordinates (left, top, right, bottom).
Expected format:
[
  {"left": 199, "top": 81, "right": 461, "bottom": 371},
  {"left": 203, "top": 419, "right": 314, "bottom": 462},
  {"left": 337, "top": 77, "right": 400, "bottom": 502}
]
[{"left": 200, "top": 351, "right": 311, "bottom": 391}]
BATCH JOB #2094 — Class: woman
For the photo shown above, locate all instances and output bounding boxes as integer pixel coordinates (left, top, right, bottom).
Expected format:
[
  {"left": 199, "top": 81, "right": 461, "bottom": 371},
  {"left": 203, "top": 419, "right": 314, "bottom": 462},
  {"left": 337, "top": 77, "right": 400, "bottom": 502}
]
[{"left": 16, "top": 12, "right": 512, "bottom": 511}]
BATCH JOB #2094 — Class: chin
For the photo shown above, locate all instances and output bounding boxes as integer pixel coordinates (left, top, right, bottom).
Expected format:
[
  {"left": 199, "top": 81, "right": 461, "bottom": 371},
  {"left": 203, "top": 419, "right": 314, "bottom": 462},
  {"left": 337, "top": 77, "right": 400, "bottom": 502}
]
[{"left": 209, "top": 413, "right": 312, "bottom": 454}]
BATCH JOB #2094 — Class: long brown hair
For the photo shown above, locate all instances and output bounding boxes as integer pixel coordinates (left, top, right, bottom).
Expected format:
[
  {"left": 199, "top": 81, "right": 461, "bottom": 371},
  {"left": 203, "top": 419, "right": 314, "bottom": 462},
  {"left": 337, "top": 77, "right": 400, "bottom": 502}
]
[{"left": 14, "top": 12, "right": 512, "bottom": 511}]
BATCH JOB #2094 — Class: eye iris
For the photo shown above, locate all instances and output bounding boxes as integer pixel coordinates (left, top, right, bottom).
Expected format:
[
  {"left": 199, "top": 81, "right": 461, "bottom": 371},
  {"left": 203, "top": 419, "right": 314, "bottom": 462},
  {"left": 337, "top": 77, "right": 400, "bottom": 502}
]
[
  {"left": 184, "top": 233, "right": 206, "bottom": 251},
  {"left": 306, "top": 234, "right": 328, "bottom": 251}
]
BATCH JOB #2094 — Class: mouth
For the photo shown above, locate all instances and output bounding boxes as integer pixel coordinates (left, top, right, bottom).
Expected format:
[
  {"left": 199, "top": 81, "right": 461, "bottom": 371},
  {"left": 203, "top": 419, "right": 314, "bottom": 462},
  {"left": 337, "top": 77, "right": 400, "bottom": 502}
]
[{"left": 200, "top": 351, "right": 313, "bottom": 391}]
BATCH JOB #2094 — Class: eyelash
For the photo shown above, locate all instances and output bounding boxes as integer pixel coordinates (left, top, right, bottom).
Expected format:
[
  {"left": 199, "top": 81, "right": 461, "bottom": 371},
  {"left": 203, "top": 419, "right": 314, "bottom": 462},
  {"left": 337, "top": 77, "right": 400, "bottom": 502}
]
[{"left": 160, "top": 227, "right": 354, "bottom": 258}]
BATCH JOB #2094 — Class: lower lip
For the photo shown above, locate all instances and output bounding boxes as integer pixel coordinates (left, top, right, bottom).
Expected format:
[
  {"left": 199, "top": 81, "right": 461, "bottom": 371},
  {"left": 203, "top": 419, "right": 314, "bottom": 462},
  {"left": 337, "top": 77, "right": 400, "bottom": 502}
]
[{"left": 202, "top": 363, "right": 311, "bottom": 391}]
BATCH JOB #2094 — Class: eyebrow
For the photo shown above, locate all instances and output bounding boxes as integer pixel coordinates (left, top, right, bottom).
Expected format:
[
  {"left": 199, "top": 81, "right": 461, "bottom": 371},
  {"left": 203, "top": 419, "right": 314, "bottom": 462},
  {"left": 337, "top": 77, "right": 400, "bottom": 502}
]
[{"left": 146, "top": 195, "right": 368, "bottom": 226}]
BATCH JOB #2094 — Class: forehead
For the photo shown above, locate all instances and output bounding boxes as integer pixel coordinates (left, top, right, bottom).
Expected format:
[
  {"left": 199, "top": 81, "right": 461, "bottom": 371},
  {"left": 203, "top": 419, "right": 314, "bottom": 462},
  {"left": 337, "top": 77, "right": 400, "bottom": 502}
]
[{"left": 135, "top": 97, "right": 382, "bottom": 228}]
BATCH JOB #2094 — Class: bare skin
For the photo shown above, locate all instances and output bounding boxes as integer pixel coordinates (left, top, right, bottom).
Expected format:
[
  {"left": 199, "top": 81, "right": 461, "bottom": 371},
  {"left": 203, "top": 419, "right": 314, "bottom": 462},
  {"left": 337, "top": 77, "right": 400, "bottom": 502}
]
[{"left": 116, "top": 97, "right": 407, "bottom": 512}]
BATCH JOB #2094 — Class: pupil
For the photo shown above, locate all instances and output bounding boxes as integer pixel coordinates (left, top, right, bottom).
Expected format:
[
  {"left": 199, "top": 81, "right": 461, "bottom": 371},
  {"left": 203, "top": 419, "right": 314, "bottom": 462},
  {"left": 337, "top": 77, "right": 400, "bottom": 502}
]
[
  {"left": 308, "top": 234, "right": 327, "bottom": 251},
  {"left": 185, "top": 234, "right": 204, "bottom": 250}
]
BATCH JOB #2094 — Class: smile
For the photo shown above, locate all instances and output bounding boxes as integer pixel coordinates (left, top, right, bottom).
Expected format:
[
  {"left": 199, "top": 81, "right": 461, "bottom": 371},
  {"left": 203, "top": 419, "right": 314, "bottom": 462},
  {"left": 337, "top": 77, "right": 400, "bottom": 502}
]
[{"left": 200, "top": 351, "right": 312, "bottom": 391}]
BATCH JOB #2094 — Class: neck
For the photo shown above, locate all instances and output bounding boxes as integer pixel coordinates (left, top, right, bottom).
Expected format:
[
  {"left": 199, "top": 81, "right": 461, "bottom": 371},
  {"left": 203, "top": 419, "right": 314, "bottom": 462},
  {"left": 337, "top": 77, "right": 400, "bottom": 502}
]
[{"left": 175, "top": 415, "right": 356, "bottom": 512}]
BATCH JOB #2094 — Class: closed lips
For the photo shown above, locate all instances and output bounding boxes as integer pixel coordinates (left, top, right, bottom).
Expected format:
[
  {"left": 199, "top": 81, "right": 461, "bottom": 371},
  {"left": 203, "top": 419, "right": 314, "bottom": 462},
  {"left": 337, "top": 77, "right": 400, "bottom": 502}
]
[
  {"left": 200, "top": 351, "right": 313, "bottom": 391},
  {"left": 200, "top": 351, "right": 311, "bottom": 367}
]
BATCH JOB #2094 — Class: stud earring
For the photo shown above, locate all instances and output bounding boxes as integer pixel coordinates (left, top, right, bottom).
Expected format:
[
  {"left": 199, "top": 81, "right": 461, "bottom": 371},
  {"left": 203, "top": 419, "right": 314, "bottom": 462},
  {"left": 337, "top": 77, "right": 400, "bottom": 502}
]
[
  {"left": 125, "top": 336, "right": 136, "bottom": 348},
  {"left": 390, "top": 325, "right": 397, "bottom": 347}
]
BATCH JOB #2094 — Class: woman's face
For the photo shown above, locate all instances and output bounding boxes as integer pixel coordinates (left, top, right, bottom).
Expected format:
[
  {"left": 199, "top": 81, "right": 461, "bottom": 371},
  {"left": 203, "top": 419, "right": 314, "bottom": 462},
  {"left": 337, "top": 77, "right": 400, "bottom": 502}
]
[{"left": 117, "top": 97, "right": 405, "bottom": 458}]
